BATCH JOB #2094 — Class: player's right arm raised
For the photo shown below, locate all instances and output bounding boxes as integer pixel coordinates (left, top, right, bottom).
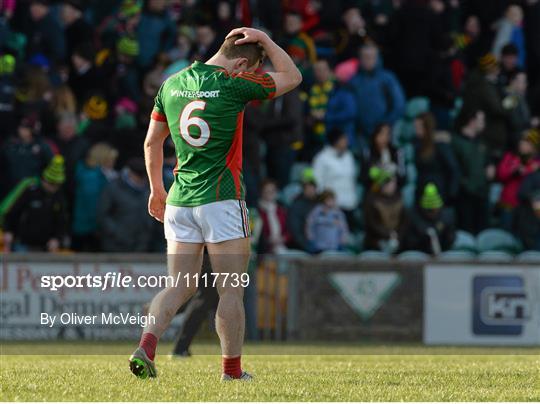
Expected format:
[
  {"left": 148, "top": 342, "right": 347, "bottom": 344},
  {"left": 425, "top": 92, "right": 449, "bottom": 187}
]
[{"left": 227, "top": 27, "right": 302, "bottom": 97}]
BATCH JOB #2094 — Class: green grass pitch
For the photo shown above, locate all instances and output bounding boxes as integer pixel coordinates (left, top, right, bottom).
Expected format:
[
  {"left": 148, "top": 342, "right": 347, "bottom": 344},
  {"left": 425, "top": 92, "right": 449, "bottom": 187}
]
[{"left": 1, "top": 342, "right": 538, "bottom": 401}]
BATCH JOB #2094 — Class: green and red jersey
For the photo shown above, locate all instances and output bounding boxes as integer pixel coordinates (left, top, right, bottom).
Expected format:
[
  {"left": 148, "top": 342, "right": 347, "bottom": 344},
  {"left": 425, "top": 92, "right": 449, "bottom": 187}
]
[{"left": 152, "top": 61, "right": 276, "bottom": 207}]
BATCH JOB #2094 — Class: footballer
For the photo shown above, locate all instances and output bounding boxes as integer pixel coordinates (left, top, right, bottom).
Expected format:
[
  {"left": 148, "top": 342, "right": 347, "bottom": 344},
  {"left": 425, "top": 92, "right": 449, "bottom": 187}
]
[{"left": 129, "top": 27, "right": 302, "bottom": 381}]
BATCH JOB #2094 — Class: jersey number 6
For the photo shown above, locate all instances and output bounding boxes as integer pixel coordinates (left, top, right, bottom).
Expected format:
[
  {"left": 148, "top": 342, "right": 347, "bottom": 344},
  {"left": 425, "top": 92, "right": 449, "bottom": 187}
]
[{"left": 180, "top": 100, "right": 210, "bottom": 147}]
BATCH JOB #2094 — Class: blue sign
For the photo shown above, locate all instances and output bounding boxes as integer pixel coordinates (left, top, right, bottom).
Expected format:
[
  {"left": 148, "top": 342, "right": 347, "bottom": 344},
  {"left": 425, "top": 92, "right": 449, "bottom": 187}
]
[{"left": 472, "top": 276, "right": 530, "bottom": 335}]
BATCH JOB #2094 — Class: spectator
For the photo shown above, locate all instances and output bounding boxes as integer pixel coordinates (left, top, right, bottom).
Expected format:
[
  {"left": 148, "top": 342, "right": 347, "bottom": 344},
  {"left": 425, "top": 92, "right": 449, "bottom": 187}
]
[
  {"left": 492, "top": 5, "right": 526, "bottom": 68},
  {"left": 0, "top": 54, "right": 16, "bottom": 138},
  {"left": 97, "top": 0, "right": 142, "bottom": 50},
  {"left": 261, "top": 86, "right": 303, "bottom": 188},
  {"left": 114, "top": 97, "right": 138, "bottom": 130},
  {"left": 496, "top": 129, "right": 540, "bottom": 229},
  {"left": 51, "top": 85, "right": 77, "bottom": 121},
  {"left": 503, "top": 70, "right": 531, "bottom": 144},
  {"left": 258, "top": 179, "right": 289, "bottom": 254},
  {"left": 190, "top": 19, "right": 220, "bottom": 63},
  {"left": 413, "top": 112, "right": 459, "bottom": 204},
  {"left": 387, "top": 0, "right": 443, "bottom": 97},
  {"left": 72, "top": 143, "right": 118, "bottom": 251},
  {"left": 136, "top": 0, "right": 176, "bottom": 69},
  {"left": 361, "top": 123, "right": 406, "bottom": 189},
  {"left": 305, "top": 59, "right": 334, "bottom": 156},
  {"left": 2, "top": 114, "right": 53, "bottom": 194},
  {"left": 363, "top": 167, "right": 407, "bottom": 253},
  {"left": 53, "top": 113, "right": 89, "bottom": 198},
  {"left": 306, "top": 190, "right": 349, "bottom": 253},
  {"left": 452, "top": 109, "right": 494, "bottom": 234},
  {"left": 325, "top": 73, "right": 357, "bottom": 150},
  {"left": 79, "top": 95, "right": 109, "bottom": 143},
  {"left": 513, "top": 189, "right": 540, "bottom": 251},
  {"left": 97, "top": 157, "right": 153, "bottom": 252},
  {"left": 164, "top": 26, "right": 193, "bottom": 78},
  {"left": 287, "top": 168, "right": 318, "bottom": 252},
  {"left": 68, "top": 43, "right": 104, "bottom": 102},
  {"left": 61, "top": 0, "right": 93, "bottom": 61},
  {"left": 403, "top": 183, "right": 456, "bottom": 255},
  {"left": 349, "top": 43, "right": 405, "bottom": 140},
  {"left": 455, "top": 15, "right": 486, "bottom": 69},
  {"left": 114, "top": 36, "right": 141, "bottom": 101},
  {"left": 460, "top": 53, "right": 509, "bottom": 159},
  {"left": 3, "top": 155, "right": 68, "bottom": 252},
  {"left": 282, "top": 11, "right": 317, "bottom": 79},
  {"left": 26, "top": 0, "right": 66, "bottom": 63},
  {"left": 498, "top": 44, "right": 520, "bottom": 87},
  {"left": 312, "top": 128, "right": 359, "bottom": 228},
  {"left": 336, "top": 7, "right": 369, "bottom": 63}
]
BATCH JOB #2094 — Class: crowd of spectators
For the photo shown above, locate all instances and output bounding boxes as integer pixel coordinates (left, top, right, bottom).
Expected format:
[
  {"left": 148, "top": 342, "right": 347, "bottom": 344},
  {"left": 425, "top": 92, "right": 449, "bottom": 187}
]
[{"left": 1, "top": 0, "right": 539, "bottom": 254}]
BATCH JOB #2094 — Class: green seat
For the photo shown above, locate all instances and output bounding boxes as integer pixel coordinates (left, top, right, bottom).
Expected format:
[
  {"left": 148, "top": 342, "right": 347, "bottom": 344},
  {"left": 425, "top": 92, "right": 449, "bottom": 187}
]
[
  {"left": 476, "top": 228, "right": 522, "bottom": 253},
  {"left": 516, "top": 251, "right": 540, "bottom": 263},
  {"left": 477, "top": 251, "right": 514, "bottom": 262},
  {"left": 438, "top": 250, "right": 476, "bottom": 262},
  {"left": 357, "top": 250, "right": 390, "bottom": 261},
  {"left": 452, "top": 230, "right": 477, "bottom": 252},
  {"left": 319, "top": 251, "right": 356, "bottom": 260},
  {"left": 397, "top": 250, "right": 430, "bottom": 262}
]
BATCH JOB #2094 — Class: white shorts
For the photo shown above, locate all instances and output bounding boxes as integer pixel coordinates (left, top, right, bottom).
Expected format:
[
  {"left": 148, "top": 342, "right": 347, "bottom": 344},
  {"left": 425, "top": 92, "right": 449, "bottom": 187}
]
[{"left": 164, "top": 200, "right": 250, "bottom": 243}]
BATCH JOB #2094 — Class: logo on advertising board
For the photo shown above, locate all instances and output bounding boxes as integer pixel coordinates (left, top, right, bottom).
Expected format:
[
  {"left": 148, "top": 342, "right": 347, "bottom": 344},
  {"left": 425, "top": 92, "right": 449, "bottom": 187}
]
[
  {"left": 472, "top": 275, "right": 530, "bottom": 335},
  {"left": 329, "top": 272, "right": 401, "bottom": 321}
]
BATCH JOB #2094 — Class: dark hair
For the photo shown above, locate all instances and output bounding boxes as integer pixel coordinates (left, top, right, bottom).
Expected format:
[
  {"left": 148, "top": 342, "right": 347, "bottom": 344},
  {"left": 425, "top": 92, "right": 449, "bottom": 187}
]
[
  {"left": 501, "top": 43, "right": 518, "bottom": 56},
  {"left": 260, "top": 178, "right": 278, "bottom": 191},
  {"left": 319, "top": 189, "right": 336, "bottom": 202},
  {"left": 218, "top": 34, "right": 265, "bottom": 68},
  {"left": 326, "top": 127, "right": 346, "bottom": 147},
  {"left": 456, "top": 108, "right": 481, "bottom": 131}
]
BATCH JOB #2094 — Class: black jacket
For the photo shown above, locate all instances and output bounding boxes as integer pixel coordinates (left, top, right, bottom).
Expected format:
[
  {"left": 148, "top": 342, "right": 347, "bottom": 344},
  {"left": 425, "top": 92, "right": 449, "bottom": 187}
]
[
  {"left": 4, "top": 183, "right": 68, "bottom": 248},
  {"left": 403, "top": 207, "right": 456, "bottom": 254}
]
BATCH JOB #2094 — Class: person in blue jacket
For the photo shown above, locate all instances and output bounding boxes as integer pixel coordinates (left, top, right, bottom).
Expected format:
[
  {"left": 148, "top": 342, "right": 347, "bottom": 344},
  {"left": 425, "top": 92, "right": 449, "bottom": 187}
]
[
  {"left": 349, "top": 42, "right": 405, "bottom": 141},
  {"left": 325, "top": 81, "right": 358, "bottom": 151}
]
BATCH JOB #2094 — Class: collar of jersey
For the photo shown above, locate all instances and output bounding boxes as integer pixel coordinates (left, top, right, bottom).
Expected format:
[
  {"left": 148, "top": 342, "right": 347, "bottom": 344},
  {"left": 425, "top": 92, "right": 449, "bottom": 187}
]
[{"left": 192, "top": 61, "right": 225, "bottom": 71}]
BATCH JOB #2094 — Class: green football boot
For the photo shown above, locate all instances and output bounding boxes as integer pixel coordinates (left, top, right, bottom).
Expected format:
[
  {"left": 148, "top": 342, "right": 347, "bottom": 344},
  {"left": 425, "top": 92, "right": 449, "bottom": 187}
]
[{"left": 129, "top": 347, "right": 157, "bottom": 379}]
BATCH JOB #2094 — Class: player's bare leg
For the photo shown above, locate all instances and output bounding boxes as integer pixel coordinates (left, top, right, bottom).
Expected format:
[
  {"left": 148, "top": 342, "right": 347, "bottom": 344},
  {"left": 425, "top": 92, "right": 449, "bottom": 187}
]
[
  {"left": 206, "top": 237, "right": 252, "bottom": 380},
  {"left": 130, "top": 241, "right": 204, "bottom": 379}
]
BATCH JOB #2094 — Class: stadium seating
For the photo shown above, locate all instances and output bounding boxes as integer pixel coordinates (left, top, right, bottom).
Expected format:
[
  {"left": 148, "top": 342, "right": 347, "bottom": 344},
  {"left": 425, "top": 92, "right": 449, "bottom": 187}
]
[
  {"left": 438, "top": 250, "right": 477, "bottom": 261},
  {"left": 516, "top": 250, "right": 540, "bottom": 263},
  {"left": 319, "top": 251, "right": 356, "bottom": 259},
  {"left": 476, "top": 228, "right": 522, "bottom": 254},
  {"left": 357, "top": 250, "right": 391, "bottom": 261},
  {"left": 452, "top": 230, "right": 477, "bottom": 252},
  {"left": 477, "top": 251, "right": 514, "bottom": 262},
  {"left": 397, "top": 250, "right": 430, "bottom": 261}
]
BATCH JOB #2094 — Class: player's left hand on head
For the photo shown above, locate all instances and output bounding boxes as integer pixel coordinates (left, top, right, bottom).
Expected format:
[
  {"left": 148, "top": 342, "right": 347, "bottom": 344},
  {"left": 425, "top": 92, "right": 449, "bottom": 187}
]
[{"left": 148, "top": 189, "right": 167, "bottom": 223}]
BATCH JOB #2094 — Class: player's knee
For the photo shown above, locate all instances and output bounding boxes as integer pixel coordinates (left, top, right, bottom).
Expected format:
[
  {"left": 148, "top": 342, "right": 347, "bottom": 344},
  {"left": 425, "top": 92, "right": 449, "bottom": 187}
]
[{"left": 217, "top": 285, "right": 244, "bottom": 300}]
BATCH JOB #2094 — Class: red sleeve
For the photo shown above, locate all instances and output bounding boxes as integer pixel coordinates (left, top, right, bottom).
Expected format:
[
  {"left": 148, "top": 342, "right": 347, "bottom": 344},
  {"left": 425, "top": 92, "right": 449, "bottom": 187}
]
[{"left": 497, "top": 153, "right": 520, "bottom": 182}]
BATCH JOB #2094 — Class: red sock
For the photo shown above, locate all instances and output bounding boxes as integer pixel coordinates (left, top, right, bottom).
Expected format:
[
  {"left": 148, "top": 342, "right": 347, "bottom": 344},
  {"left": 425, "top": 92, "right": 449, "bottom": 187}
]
[
  {"left": 222, "top": 356, "right": 242, "bottom": 378},
  {"left": 139, "top": 332, "right": 158, "bottom": 361}
]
